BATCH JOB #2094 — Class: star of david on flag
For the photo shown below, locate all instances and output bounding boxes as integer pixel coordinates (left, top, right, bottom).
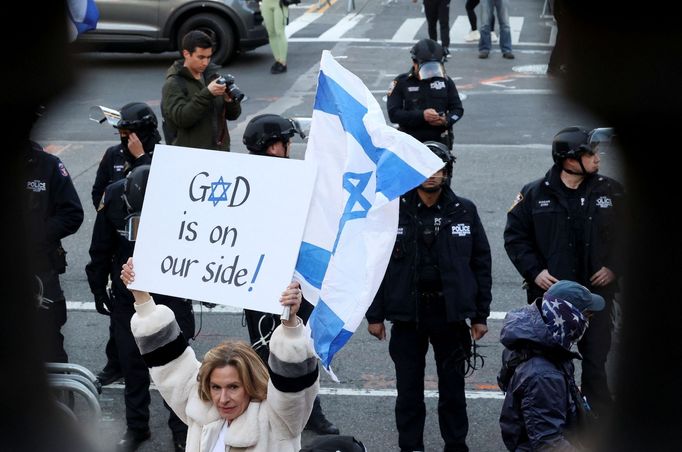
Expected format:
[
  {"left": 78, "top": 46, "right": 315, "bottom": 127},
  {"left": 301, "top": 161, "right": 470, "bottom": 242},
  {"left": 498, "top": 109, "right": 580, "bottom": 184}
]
[{"left": 294, "top": 51, "right": 446, "bottom": 375}]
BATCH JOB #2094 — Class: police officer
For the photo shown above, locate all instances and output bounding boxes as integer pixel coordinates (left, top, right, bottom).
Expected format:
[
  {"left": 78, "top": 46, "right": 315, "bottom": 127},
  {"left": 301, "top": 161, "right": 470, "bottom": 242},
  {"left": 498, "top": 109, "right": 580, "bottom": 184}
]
[
  {"left": 387, "top": 39, "right": 463, "bottom": 149},
  {"left": 240, "top": 114, "right": 340, "bottom": 436},
  {"left": 504, "top": 126, "right": 625, "bottom": 420},
  {"left": 23, "top": 138, "right": 84, "bottom": 363},
  {"left": 366, "top": 142, "right": 492, "bottom": 452},
  {"left": 91, "top": 102, "right": 159, "bottom": 387},
  {"left": 86, "top": 163, "right": 195, "bottom": 450},
  {"left": 91, "top": 102, "right": 159, "bottom": 208}
]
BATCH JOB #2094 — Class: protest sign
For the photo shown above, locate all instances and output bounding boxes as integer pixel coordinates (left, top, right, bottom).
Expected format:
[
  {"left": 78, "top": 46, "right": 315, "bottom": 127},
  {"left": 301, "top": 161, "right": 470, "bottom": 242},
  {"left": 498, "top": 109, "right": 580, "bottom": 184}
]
[{"left": 129, "top": 145, "right": 316, "bottom": 314}]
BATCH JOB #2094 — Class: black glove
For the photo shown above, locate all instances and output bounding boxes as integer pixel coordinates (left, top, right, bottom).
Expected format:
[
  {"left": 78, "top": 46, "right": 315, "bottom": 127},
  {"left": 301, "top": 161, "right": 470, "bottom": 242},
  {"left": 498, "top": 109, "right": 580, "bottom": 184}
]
[
  {"left": 95, "top": 293, "right": 111, "bottom": 316},
  {"left": 201, "top": 302, "right": 217, "bottom": 309}
]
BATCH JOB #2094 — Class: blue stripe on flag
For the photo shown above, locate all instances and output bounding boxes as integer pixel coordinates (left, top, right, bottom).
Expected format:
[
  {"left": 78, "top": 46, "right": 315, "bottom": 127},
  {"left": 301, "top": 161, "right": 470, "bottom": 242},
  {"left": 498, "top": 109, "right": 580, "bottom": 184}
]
[
  {"left": 314, "top": 70, "right": 427, "bottom": 200},
  {"left": 309, "top": 299, "right": 353, "bottom": 368},
  {"left": 295, "top": 242, "right": 332, "bottom": 290}
]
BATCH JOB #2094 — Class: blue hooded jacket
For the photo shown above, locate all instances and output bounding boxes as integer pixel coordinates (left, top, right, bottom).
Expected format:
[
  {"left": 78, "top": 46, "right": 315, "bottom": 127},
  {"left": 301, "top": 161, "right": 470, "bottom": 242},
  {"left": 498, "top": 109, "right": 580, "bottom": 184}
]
[{"left": 498, "top": 301, "right": 584, "bottom": 451}]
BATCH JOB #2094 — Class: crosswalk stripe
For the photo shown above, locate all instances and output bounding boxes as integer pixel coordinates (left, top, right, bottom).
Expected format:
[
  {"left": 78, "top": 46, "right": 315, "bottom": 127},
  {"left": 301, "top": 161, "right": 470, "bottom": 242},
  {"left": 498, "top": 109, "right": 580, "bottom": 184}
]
[
  {"left": 391, "top": 17, "right": 425, "bottom": 42},
  {"left": 289, "top": 14, "right": 539, "bottom": 45},
  {"left": 510, "top": 16, "right": 524, "bottom": 44},
  {"left": 65, "top": 301, "right": 509, "bottom": 319},
  {"left": 318, "top": 13, "right": 365, "bottom": 40},
  {"left": 105, "top": 382, "right": 505, "bottom": 399},
  {"left": 286, "top": 12, "right": 323, "bottom": 38},
  {"left": 449, "top": 15, "right": 471, "bottom": 43}
]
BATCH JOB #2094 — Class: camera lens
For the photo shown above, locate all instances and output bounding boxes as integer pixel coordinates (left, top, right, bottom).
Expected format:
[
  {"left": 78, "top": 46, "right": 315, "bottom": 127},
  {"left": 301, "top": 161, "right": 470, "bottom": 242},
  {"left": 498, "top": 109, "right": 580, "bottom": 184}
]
[{"left": 228, "top": 85, "right": 245, "bottom": 102}]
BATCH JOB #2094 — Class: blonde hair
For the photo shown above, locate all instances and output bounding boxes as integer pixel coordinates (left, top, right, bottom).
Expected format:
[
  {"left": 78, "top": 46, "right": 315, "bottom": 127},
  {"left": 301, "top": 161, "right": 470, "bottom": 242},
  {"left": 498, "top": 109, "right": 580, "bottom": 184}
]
[{"left": 197, "top": 341, "right": 269, "bottom": 403}]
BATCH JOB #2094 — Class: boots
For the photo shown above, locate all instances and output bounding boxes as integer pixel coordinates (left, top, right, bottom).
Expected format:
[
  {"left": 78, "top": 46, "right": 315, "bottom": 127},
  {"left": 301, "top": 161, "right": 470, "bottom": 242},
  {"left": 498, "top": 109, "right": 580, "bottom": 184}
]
[{"left": 305, "top": 396, "right": 340, "bottom": 435}]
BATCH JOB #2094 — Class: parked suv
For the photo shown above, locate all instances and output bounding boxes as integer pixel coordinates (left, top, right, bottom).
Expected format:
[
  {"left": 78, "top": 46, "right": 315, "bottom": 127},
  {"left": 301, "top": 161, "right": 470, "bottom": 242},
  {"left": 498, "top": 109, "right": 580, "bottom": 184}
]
[{"left": 75, "top": 0, "right": 269, "bottom": 65}]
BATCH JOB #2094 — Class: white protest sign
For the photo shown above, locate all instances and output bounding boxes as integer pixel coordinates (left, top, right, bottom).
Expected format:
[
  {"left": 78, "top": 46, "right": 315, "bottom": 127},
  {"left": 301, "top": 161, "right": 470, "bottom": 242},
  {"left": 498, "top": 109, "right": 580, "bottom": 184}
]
[{"left": 129, "top": 145, "right": 316, "bottom": 314}]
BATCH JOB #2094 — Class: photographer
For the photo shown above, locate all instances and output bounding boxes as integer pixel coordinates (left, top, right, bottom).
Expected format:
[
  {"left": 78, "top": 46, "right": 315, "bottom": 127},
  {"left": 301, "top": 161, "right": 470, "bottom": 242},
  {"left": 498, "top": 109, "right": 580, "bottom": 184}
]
[{"left": 161, "top": 30, "right": 242, "bottom": 151}]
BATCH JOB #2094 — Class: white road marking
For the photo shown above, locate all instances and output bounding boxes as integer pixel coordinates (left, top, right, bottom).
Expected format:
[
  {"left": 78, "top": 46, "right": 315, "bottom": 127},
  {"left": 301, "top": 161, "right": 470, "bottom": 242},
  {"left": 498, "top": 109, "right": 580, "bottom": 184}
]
[
  {"left": 318, "top": 13, "right": 365, "bottom": 41},
  {"left": 510, "top": 16, "right": 525, "bottom": 44},
  {"left": 391, "top": 17, "right": 425, "bottom": 42},
  {"left": 287, "top": 15, "right": 543, "bottom": 45},
  {"left": 105, "top": 382, "right": 505, "bottom": 399},
  {"left": 67, "top": 301, "right": 509, "bottom": 319},
  {"left": 449, "top": 15, "right": 471, "bottom": 43},
  {"left": 286, "top": 12, "right": 323, "bottom": 38}
]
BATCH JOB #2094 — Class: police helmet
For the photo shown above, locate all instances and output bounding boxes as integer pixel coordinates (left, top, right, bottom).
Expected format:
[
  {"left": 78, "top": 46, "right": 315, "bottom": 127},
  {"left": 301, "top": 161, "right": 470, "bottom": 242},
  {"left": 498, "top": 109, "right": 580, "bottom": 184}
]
[
  {"left": 551, "top": 126, "right": 593, "bottom": 164},
  {"left": 115, "top": 102, "right": 158, "bottom": 132},
  {"left": 410, "top": 39, "right": 446, "bottom": 80},
  {"left": 242, "top": 114, "right": 305, "bottom": 155},
  {"left": 410, "top": 38, "right": 444, "bottom": 64},
  {"left": 123, "top": 164, "right": 151, "bottom": 214},
  {"left": 588, "top": 127, "right": 615, "bottom": 153},
  {"left": 424, "top": 140, "right": 455, "bottom": 185}
]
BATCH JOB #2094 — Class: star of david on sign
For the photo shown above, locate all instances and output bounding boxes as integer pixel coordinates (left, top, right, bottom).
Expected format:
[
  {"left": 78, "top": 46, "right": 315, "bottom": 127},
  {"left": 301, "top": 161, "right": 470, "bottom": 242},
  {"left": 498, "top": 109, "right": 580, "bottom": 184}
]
[{"left": 208, "top": 176, "right": 232, "bottom": 206}]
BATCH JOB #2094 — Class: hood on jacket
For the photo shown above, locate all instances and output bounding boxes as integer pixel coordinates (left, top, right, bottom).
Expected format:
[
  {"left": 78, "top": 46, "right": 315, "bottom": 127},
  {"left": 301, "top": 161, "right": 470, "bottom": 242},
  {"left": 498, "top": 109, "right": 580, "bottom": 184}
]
[
  {"left": 500, "top": 300, "right": 586, "bottom": 354},
  {"left": 165, "top": 59, "right": 221, "bottom": 83}
]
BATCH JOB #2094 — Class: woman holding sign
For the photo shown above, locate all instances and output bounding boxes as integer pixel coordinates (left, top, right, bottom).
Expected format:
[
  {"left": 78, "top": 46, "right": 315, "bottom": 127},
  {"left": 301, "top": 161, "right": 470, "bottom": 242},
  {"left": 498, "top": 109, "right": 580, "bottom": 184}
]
[{"left": 120, "top": 258, "right": 318, "bottom": 452}]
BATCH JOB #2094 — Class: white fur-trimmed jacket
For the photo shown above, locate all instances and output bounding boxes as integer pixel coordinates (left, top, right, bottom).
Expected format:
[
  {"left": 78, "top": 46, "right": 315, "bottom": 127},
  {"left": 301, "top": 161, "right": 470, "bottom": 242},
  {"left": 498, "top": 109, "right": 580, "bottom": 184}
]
[{"left": 130, "top": 297, "right": 319, "bottom": 452}]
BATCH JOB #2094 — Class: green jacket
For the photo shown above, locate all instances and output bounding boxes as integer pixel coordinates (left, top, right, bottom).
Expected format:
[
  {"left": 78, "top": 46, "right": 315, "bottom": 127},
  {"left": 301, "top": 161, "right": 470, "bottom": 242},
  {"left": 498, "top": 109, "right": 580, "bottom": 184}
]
[{"left": 161, "top": 60, "right": 241, "bottom": 151}]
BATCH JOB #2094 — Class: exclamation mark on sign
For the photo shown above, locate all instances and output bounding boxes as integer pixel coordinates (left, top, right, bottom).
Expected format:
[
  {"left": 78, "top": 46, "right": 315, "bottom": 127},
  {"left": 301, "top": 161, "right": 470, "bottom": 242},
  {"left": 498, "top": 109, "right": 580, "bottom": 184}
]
[{"left": 248, "top": 254, "right": 265, "bottom": 292}]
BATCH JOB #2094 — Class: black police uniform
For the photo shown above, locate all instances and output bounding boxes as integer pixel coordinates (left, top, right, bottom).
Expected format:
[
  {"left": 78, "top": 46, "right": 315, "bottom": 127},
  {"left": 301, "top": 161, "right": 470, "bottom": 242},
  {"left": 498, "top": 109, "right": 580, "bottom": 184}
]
[
  {"left": 23, "top": 140, "right": 84, "bottom": 363},
  {"left": 504, "top": 163, "right": 625, "bottom": 417},
  {"left": 244, "top": 281, "right": 337, "bottom": 435},
  {"left": 366, "top": 187, "right": 492, "bottom": 452},
  {"left": 91, "top": 149, "right": 151, "bottom": 384},
  {"left": 91, "top": 144, "right": 126, "bottom": 209},
  {"left": 387, "top": 68, "right": 463, "bottom": 148},
  {"left": 86, "top": 172, "right": 195, "bottom": 442}
]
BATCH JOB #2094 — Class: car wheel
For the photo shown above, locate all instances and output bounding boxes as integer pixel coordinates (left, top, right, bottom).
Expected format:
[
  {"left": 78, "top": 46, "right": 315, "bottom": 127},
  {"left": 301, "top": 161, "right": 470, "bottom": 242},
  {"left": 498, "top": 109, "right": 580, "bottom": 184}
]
[{"left": 178, "top": 13, "right": 235, "bottom": 66}]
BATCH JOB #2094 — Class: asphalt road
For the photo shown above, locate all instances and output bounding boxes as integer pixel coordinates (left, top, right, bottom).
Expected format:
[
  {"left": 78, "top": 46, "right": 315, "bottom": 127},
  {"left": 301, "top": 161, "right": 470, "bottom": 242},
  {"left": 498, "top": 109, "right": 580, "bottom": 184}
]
[{"left": 33, "top": 1, "right": 626, "bottom": 451}]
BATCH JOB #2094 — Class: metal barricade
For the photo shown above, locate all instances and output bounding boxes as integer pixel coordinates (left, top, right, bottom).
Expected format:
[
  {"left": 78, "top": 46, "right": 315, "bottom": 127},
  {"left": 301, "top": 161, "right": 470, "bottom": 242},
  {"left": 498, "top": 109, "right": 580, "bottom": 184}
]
[{"left": 46, "top": 362, "right": 102, "bottom": 426}]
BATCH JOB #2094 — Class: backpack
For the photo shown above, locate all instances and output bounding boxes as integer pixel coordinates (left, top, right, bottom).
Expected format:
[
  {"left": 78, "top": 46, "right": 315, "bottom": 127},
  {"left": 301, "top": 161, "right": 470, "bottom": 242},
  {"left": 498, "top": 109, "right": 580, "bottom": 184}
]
[
  {"left": 161, "top": 75, "right": 187, "bottom": 145},
  {"left": 497, "top": 348, "right": 537, "bottom": 393}
]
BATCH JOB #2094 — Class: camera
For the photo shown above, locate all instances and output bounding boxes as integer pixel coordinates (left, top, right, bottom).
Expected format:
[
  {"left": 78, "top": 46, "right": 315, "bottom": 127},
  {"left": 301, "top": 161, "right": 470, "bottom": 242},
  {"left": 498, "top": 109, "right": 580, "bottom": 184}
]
[{"left": 216, "top": 74, "right": 245, "bottom": 102}]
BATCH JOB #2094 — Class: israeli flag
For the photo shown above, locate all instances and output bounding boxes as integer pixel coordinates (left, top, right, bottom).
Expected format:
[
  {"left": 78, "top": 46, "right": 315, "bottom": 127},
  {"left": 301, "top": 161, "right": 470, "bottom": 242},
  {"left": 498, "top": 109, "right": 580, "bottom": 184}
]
[
  {"left": 67, "top": 0, "right": 99, "bottom": 42},
  {"left": 295, "top": 51, "right": 445, "bottom": 373}
]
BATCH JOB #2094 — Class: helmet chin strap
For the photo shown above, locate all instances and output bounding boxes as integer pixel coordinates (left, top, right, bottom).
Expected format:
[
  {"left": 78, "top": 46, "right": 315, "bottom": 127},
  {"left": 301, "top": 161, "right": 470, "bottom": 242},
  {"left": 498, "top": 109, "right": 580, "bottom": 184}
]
[{"left": 561, "top": 157, "right": 589, "bottom": 176}]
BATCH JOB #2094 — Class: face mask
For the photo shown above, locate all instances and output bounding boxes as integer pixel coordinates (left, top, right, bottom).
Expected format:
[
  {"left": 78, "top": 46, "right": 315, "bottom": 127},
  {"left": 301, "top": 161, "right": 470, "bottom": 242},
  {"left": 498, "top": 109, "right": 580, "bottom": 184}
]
[
  {"left": 541, "top": 297, "right": 589, "bottom": 350},
  {"left": 120, "top": 128, "right": 161, "bottom": 163}
]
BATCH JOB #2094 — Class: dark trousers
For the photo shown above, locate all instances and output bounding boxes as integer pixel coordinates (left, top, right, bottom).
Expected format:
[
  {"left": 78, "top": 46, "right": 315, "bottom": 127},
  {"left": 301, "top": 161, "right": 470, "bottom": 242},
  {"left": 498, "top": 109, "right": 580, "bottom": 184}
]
[
  {"left": 244, "top": 299, "right": 314, "bottom": 363},
  {"left": 102, "top": 316, "right": 121, "bottom": 373},
  {"left": 36, "top": 270, "right": 68, "bottom": 363},
  {"left": 112, "top": 294, "right": 195, "bottom": 436},
  {"left": 578, "top": 297, "right": 614, "bottom": 418},
  {"left": 547, "top": 0, "right": 568, "bottom": 74},
  {"left": 464, "top": 0, "right": 494, "bottom": 31},
  {"left": 389, "top": 318, "right": 471, "bottom": 452},
  {"left": 424, "top": 0, "right": 451, "bottom": 49}
]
